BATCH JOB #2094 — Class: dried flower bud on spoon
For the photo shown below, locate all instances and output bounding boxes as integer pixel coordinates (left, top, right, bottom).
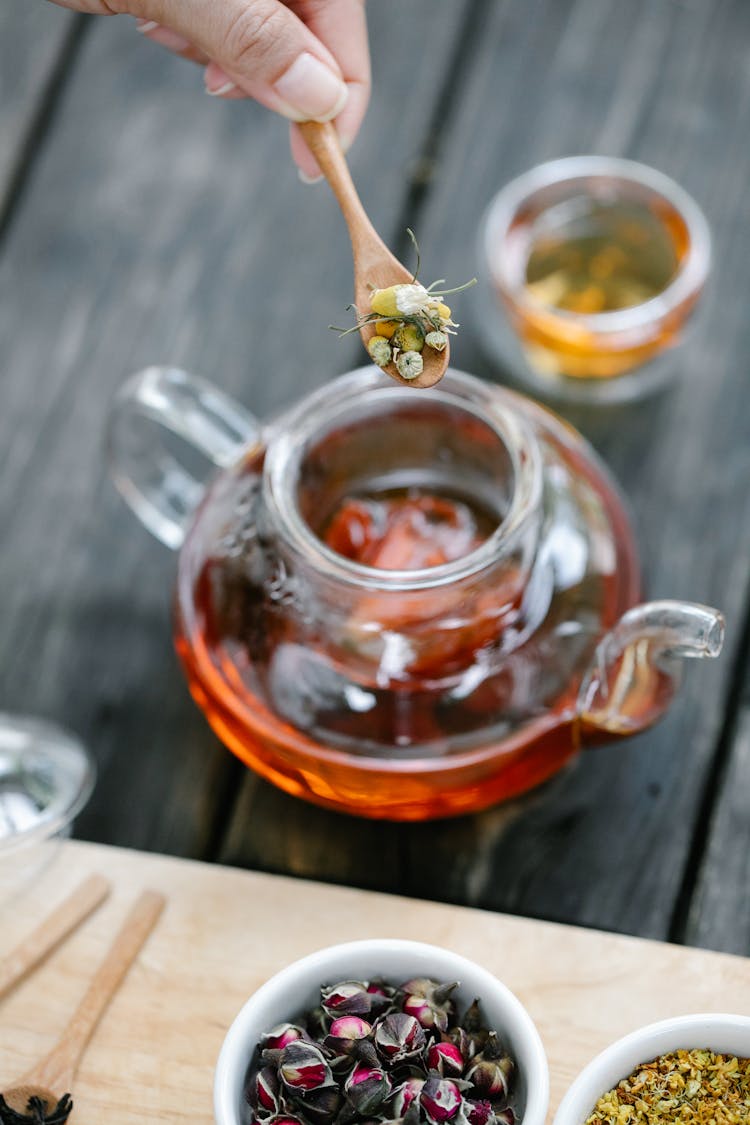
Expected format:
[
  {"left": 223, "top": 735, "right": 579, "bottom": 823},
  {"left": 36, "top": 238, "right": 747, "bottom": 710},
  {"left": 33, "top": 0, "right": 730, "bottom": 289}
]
[
  {"left": 243, "top": 977, "right": 516, "bottom": 1125},
  {"left": 332, "top": 230, "right": 477, "bottom": 384}
]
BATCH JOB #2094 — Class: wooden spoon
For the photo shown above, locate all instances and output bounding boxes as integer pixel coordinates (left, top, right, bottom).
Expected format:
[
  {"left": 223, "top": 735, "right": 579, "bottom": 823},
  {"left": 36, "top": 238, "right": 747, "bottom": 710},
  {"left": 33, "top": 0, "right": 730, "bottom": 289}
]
[
  {"left": 299, "top": 121, "right": 449, "bottom": 389},
  {"left": 0, "top": 889, "right": 165, "bottom": 1123},
  {"left": 0, "top": 874, "right": 111, "bottom": 1002}
]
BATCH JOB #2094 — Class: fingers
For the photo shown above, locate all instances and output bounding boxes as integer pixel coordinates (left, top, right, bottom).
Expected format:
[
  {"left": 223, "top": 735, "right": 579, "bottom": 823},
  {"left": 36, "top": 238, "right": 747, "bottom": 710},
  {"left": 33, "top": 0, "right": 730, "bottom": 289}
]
[
  {"left": 135, "top": 19, "right": 210, "bottom": 64},
  {"left": 288, "top": 74, "right": 369, "bottom": 179},
  {"left": 140, "top": 0, "right": 350, "bottom": 123},
  {"left": 286, "top": 0, "right": 371, "bottom": 178}
]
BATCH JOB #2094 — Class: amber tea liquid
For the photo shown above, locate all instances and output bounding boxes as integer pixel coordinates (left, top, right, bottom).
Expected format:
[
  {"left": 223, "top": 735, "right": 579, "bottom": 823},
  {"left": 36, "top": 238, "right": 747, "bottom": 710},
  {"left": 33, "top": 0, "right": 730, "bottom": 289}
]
[{"left": 505, "top": 192, "right": 692, "bottom": 379}]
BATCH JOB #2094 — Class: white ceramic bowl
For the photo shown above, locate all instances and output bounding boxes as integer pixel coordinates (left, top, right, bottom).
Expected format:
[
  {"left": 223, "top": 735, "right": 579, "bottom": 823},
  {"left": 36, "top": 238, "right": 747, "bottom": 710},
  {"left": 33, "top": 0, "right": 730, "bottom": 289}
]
[
  {"left": 214, "top": 939, "right": 549, "bottom": 1125},
  {"left": 553, "top": 1013, "right": 750, "bottom": 1125}
]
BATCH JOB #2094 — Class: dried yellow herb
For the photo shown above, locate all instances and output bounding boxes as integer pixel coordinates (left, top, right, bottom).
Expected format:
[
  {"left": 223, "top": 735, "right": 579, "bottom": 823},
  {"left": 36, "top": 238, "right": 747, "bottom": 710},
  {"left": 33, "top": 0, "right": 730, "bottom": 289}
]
[{"left": 585, "top": 1049, "right": 750, "bottom": 1125}]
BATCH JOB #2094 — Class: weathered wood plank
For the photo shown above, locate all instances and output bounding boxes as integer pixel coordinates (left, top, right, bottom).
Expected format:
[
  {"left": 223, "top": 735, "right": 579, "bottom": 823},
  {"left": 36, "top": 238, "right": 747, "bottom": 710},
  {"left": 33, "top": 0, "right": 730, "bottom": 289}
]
[
  {"left": 684, "top": 686, "right": 750, "bottom": 956},
  {"left": 0, "top": 4, "right": 74, "bottom": 214},
  {"left": 0, "top": 1, "right": 472, "bottom": 860},
  {"left": 394, "top": 0, "right": 750, "bottom": 941}
]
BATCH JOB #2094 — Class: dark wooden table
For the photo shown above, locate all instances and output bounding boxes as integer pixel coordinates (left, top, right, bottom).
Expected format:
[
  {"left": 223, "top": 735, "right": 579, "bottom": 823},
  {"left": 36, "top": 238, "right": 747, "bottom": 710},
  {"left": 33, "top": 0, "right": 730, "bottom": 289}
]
[{"left": 3, "top": 1, "right": 749, "bottom": 956}]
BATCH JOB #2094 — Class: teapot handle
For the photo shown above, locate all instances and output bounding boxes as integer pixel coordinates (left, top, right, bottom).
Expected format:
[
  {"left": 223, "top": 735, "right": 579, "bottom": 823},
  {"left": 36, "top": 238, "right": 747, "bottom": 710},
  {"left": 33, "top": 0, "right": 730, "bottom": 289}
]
[
  {"left": 578, "top": 600, "right": 724, "bottom": 742},
  {"left": 106, "top": 366, "right": 261, "bottom": 549}
]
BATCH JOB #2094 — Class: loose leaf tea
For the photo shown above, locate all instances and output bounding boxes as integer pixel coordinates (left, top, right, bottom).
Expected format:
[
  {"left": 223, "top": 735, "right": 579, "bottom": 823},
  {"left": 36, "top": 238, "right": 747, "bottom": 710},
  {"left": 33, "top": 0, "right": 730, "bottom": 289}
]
[
  {"left": 585, "top": 1049, "right": 750, "bottom": 1125},
  {"left": 244, "top": 977, "right": 516, "bottom": 1125}
]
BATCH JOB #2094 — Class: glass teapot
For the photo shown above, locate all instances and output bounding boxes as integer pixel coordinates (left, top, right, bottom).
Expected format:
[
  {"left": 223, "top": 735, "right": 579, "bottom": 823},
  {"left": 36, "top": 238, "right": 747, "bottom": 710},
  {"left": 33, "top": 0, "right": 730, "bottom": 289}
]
[{"left": 107, "top": 365, "right": 723, "bottom": 820}]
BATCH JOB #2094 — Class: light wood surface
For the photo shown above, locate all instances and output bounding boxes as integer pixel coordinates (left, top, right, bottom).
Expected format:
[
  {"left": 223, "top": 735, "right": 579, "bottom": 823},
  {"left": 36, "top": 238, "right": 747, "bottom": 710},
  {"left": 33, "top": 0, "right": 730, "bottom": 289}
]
[
  {"left": 0, "top": 873, "right": 110, "bottom": 1001},
  {"left": 1, "top": 841, "right": 749, "bottom": 1125}
]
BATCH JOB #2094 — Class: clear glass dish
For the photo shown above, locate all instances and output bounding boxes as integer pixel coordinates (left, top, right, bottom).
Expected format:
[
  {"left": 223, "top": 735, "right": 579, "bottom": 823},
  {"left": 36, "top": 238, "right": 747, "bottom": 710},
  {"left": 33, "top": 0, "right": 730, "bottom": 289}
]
[{"left": 0, "top": 714, "right": 95, "bottom": 902}]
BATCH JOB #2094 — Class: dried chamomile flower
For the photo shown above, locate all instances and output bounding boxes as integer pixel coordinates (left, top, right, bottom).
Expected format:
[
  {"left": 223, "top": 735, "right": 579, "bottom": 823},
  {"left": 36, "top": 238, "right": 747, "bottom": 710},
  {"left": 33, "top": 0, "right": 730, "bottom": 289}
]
[
  {"left": 396, "top": 351, "right": 424, "bottom": 381},
  {"left": 330, "top": 230, "right": 476, "bottom": 377},
  {"left": 424, "top": 331, "right": 448, "bottom": 353},
  {"left": 368, "top": 336, "right": 392, "bottom": 368}
]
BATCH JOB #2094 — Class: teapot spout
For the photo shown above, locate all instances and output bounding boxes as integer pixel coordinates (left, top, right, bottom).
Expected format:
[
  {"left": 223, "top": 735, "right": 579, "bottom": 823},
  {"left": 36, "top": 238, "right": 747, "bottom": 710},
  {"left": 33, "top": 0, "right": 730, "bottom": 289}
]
[{"left": 578, "top": 600, "right": 724, "bottom": 742}]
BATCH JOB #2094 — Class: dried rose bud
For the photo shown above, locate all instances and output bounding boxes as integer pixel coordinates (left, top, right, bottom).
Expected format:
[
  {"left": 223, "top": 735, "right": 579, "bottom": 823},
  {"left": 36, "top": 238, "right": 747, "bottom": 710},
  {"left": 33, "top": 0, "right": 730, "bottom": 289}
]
[
  {"left": 374, "top": 1013, "right": 426, "bottom": 1064},
  {"left": 321, "top": 981, "right": 372, "bottom": 1018},
  {"left": 324, "top": 1016, "right": 378, "bottom": 1069},
  {"left": 279, "top": 1041, "right": 334, "bottom": 1092},
  {"left": 295, "top": 1085, "right": 343, "bottom": 1123},
  {"left": 262, "top": 1023, "right": 308, "bottom": 1051},
  {"left": 465, "top": 1099, "right": 494, "bottom": 1125},
  {"left": 306, "top": 1007, "right": 330, "bottom": 1040},
  {"left": 401, "top": 979, "right": 458, "bottom": 1032},
  {"left": 465, "top": 1034, "right": 513, "bottom": 1099},
  {"left": 494, "top": 1110, "right": 514, "bottom": 1125},
  {"left": 446, "top": 1026, "right": 473, "bottom": 1061},
  {"left": 390, "top": 1078, "right": 425, "bottom": 1117},
  {"left": 248, "top": 1066, "right": 281, "bottom": 1116},
  {"left": 427, "top": 1041, "right": 464, "bottom": 1078},
  {"left": 462, "top": 1000, "right": 483, "bottom": 1034},
  {"left": 420, "top": 1077, "right": 464, "bottom": 1124},
  {"left": 265, "top": 1117, "right": 304, "bottom": 1125},
  {"left": 366, "top": 980, "right": 395, "bottom": 1014},
  {"left": 344, "top": 1064, "right": 393, "bottom": 1116}
]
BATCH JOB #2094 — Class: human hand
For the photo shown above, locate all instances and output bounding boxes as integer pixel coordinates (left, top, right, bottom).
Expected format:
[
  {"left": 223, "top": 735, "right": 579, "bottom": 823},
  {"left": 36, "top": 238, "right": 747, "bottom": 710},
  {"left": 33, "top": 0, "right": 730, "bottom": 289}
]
[{"left": 47, "top": 0, "right": 370, "bottom": 180}]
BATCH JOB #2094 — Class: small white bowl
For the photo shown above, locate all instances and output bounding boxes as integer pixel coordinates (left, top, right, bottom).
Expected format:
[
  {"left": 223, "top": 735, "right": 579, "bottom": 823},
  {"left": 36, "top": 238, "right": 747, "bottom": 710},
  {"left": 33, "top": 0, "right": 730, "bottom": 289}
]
[
  {"left": 214, "top": 939, "right": 549, "bottom": 1125},
  {"left": 553, "top": 1013, "right": 750, "bottom": 1125}
]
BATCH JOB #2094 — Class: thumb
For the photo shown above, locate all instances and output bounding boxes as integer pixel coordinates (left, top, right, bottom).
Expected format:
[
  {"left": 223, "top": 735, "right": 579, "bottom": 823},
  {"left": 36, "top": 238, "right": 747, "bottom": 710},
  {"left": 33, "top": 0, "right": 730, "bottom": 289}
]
[{"left": 143, "top": 0, "right": 349, "bottom": 122}]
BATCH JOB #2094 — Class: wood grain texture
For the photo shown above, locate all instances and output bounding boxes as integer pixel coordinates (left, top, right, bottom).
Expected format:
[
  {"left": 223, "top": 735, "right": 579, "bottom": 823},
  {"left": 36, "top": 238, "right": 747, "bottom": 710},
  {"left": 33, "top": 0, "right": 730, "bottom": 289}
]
[
  {"left": 2, "top": 0, "right": 749, "bottom": 954},
  {"left": 0, "top": 2, "right": 472, "bottom": 859},
  {"left": 0, "top": 4, "right": 74, "bottom": 211},
  {"left": 362, "top": 0, "right": 750, "bottom": 940},
  {"left": 2, "top": 840, "right": 750, "bottom": 1125},
  {"left": 684, "top": 694, "right": 750, "bottom": 956}
]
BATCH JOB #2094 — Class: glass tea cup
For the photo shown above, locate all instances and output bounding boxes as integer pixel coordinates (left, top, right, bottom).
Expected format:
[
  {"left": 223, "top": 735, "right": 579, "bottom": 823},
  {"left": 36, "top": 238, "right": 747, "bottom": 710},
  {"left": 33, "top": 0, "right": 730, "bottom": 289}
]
[
  {"left": 107, "top": 365, "right": 723, "bottom": 820},
  {"left": 477, "top": 156, "right": 711, "bottom": 404}
]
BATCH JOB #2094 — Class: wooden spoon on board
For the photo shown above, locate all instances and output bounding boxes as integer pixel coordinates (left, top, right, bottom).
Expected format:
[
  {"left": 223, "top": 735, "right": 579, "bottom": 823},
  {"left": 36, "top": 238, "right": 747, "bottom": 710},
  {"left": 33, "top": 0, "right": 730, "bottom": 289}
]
[
  {"left": 0, "top": 889, "right": 164, "bottom": 1124},
  {"left": 299, "top": 120, "right": 449, "bottom": 390},
  {"left": 0, "top": 874, "right": 111, "bottom": 1002}
]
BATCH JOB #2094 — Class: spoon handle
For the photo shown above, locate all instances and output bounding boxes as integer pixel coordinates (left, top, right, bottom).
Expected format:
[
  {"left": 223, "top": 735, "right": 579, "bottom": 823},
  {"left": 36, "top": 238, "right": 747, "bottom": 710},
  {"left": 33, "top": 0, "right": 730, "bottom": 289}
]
[
  {"left": 24, "top": 889, "right": 165, "bottom": 1094},
  {"left": 299, "top": 122, "right": 378, "bottom": 251},
  {"left": 0, "top": 874, "right": 111, "bottom": 1001}
]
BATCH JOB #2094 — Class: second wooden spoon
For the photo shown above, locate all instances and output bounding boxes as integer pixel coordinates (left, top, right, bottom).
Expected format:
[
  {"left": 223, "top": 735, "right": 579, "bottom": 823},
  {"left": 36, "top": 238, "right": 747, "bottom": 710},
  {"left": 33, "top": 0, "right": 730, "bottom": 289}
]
[{"left": 300, "top": 121, "right": 449, "bottom": 390}]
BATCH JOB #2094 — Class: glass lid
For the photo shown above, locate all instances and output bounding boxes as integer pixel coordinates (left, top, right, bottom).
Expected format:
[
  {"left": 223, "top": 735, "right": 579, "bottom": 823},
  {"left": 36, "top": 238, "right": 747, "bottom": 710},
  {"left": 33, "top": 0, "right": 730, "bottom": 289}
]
[{"left": 0, "top": 714, "right": 95, "bottom": 857}]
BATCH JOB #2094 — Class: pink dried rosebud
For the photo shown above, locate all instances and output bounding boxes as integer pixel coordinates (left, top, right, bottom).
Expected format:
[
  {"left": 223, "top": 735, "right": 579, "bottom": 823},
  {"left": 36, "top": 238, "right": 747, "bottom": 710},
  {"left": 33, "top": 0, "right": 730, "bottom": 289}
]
[
  {"left": 495, "top": 1110, "right": 515, "bottom": 1125},
  {"left": 446, "top": 1026, "right": 474, "bottom": 1061},
  {"left": 325, "top": 1016, "right": 372, "bottom": 1049},
  {"left": 321, "top": 980, "right": 372, "bottom": 1018},
  {"left": 344, "top": 1063, "right": 393, "bottom": 1115},
  {"left": 324, "top": 1016, "right": 378, "bottom": 1068},
  {"left": 420, "top": 1077, "right": 464, "bottom": 1124},
  {"left": 279, "top": 1041, "right": 333, "bottom": 1092},
  {"left": 366, "top": 980, "right": 395, "bottom": 1013},
  {"left": 248, "top": 1066, "right": 281, "bottom": 1116},
  {"left": 427, "top": 1040, "right": 464, "bottom": 1078},
  {"left": 465, "top": 1099, "right": 494, "bottom": 1125},
  {"left": 374, "top": 1012, "right": 426, "bottom": 1063},
  {"left": 266, "top": 1118, "right": 304, "bottom": 1125},
  {"left": 401, "top": 979, "right": 458, "bottom": 1032},
  {"left": 465, "top": 1034, "right": 513, "bottom": 1099},
  {"left": 390, "top": 1078, "right": 425, "bottom": 1117},
  {"left": 262, "top": 1023, "right": 307, "bottom": 1051}
]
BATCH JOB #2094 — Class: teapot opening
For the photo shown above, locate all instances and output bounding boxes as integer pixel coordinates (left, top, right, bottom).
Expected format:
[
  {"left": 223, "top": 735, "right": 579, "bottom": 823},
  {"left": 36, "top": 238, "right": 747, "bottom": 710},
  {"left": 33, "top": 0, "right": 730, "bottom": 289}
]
[{"left": 264, "top": 381, "right": 543, "bottom": 592}]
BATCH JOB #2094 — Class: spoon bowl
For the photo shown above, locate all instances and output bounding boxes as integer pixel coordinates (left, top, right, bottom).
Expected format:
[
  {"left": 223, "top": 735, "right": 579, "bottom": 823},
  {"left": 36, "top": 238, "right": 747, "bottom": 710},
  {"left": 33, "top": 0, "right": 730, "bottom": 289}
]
[{"left": 299, "top": 121, "right": 449, "bottom": 389}]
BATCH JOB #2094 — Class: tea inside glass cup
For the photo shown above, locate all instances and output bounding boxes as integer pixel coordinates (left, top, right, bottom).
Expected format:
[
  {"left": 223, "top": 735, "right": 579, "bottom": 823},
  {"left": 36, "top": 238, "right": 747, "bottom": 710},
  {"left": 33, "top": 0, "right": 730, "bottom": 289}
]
[{"left": 478, "top": 156, "right": 711, "bottom": 403}]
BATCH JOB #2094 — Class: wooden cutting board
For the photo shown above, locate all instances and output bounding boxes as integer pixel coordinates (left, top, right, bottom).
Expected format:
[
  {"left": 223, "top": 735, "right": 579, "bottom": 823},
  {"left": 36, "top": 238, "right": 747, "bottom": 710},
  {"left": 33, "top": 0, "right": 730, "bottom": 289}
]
[{"left": 1, "top": 840, "right": 749, "bottom": 1124}]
